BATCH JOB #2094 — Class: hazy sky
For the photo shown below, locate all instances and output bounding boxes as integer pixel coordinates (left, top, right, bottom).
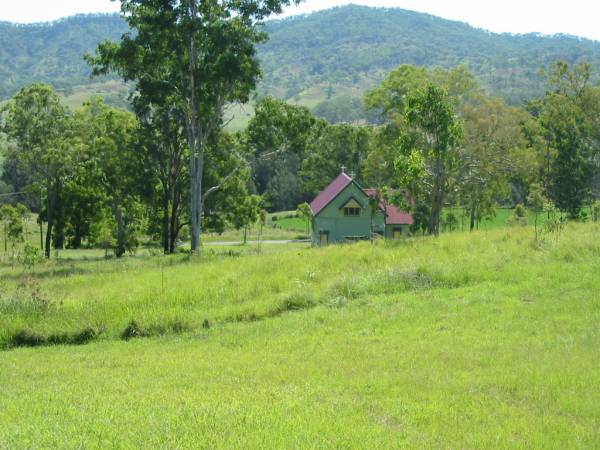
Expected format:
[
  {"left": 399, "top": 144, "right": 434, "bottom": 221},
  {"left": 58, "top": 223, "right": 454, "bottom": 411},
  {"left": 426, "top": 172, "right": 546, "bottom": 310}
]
[{"left": 2, "top": 0, "right": 600, "bottom": 41}]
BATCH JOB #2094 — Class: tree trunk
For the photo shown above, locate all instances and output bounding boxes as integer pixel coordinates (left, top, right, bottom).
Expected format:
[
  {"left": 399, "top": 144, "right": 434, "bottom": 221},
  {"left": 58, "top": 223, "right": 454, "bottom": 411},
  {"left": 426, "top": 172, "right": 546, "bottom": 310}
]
[
  {"left": 112, "top": 202, "right": 126, "bottom": 258},
  {"left": 428, "top": 157, "right": 445, "bottom": 237},
  {"left": 72, "top": 226, "right": 83, "bottom": 249},
  {"left": 53, "top": 222, "right": 65, "bottom": 249},
  {"left": 169, "top": 194, "right": 180, "bottom": 254},
  {"left": 469, "top": 198, "right": 477, "bottom": 232},
  {"left": 429, "top": 184, "right": 443, "bottom": 237},
  {"left": 162, "top": 192, "right": 170, "bottom": 254},
  {"left": 187, "top": 13, "right": 205, "bottom": 256},
  {"left": 39, "top": 220, "right": 43, "bottom": 252},
  {"left": 44, "top": 184, "right": 55, "bottom": 258},
  {"left": 45, "top": 220, "right": 53, "bottom": 259}
]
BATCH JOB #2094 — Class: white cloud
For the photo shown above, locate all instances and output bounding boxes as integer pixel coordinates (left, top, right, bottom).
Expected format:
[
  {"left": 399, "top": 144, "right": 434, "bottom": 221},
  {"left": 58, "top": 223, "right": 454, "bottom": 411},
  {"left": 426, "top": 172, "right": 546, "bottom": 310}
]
[
  {"left": 0, "top": 0, "right": 119, "bottom": 23},
  {"left": 280, "top": 0, "right": 600, "bottom": 41},
  {"left": 1, "top": 0, "right": 599, "bottom": 41}
]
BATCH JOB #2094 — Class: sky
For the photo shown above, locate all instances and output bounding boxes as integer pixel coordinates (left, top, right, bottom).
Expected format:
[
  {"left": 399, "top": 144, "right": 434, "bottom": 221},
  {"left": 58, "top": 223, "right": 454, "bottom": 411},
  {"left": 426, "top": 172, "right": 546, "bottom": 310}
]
[{"left": 1, "top": 0, "right": 600, "bottom": 41}]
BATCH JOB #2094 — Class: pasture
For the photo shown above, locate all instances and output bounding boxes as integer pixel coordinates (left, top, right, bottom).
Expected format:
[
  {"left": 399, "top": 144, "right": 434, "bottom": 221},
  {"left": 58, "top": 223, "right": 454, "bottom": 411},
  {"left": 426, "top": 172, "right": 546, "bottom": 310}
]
[{"left": 1, "top": 222, "right": 600, "bottom": 447}]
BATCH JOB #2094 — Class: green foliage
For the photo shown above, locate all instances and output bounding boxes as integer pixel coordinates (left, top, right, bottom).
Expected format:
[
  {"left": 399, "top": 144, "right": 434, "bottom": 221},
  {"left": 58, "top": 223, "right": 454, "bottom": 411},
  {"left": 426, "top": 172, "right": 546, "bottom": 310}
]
[
  {"left": 261, "top": 5, "right": 600, "bottom": 106},
  {"left": 443, "top": 212, "right": 458, "bottom": 232},
  {"left": 296, "top": 202, "right": 312, "bottom": 235},
  {"left": 313, "top": 95, "right": 365, "bottom": 124},
  {"left": 74, "top": 98, "right": 142, "bottom": 257},
  {"left": 301, "top": 124, "right": 371, "bottom": 195},
  {"left": 527, "top": 183, "right": 554, "bottom": 241},
  {"left": 1, "top": 84, "right": 71, "bottom": 257},
  {"left": 88, "top": 0, "right": 296, "bottom": 254},
  {"left": 536, "top": 62, "right": 600, "bottom": 219},
  {"left": 229, "top": 195, "right": 262, "bottom": 244},
  {"left": 0, "top": 204, "right": 27, "bottom": 252},
  {"left": 245, "top": 97, "right": 325, "bottom": 211},
  {"left": 395, "top": 84, "right": 463, "bottom": 236},
  {"left": 4, "top": 6, "right": 600, "bottom": 115},
  {"left": 18, "top": 244, "right": 43, "bottom": 271},
  {"left": 508, "top": 204, "right": 529, "bottom": 227},
  {"left": 0, "top": 15, "right": 127, "bottom": 99},
  {"left": 458, "top": 97, "right": 530, "bottom": 230}
]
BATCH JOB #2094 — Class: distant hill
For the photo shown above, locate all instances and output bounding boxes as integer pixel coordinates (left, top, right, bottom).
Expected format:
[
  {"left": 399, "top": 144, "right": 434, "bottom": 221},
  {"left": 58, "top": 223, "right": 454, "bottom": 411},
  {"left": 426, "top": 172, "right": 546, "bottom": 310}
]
[
  {"left": 2, "top": 6, "right": 600, "bottom": 120},
  {"left": 0, "top": 14, "right": 127, "bottom": 98}
]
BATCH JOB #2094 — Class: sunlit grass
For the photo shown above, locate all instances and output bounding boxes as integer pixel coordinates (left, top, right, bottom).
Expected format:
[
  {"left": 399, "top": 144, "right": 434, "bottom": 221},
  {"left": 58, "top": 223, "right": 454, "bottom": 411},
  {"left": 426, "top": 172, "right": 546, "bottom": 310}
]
[{"left": 1, "top": 222, "right": 600, "bottom": 447}]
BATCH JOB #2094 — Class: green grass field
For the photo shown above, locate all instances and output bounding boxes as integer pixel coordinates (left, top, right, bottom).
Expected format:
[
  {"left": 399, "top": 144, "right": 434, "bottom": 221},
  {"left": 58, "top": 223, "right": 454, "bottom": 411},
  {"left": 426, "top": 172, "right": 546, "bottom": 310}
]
[{"left": 1, "top": 221, "right": 600, "bottom": 447}]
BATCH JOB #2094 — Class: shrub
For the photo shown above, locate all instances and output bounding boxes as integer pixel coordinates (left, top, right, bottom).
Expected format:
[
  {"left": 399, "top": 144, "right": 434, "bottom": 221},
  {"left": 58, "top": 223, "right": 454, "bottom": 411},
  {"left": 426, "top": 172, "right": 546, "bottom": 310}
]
[
  {"left": 443, "top": 212, "right": 458, "bottom": 232},
  {"left": 18, "top": 244, "right": 43, "bottom": 271},
  {"left": 514, "top": 204, "right": 527, "bottom": 218},
  {"left": 508, "top": 204, "right": 528, "bottom": 227}
]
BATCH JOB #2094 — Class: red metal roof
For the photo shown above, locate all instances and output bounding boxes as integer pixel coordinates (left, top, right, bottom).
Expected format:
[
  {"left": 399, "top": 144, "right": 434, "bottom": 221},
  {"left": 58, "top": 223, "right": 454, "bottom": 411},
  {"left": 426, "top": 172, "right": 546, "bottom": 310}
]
[
  {"left": 384, "top": 204, "right": 414, "bottom": 225},
  {"left": 310, "top": 173, "right": 414, "bottom": 225},
  {"left": 310, "top": 172, "right": 353, "bottom": 215},
  {"left": 364, "top": 189, "right": 414, "bottom": 225}
]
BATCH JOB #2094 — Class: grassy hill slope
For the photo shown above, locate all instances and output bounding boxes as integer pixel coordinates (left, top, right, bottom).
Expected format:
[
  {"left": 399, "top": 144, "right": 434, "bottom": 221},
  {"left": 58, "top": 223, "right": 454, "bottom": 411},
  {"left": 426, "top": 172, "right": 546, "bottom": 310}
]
[{"left": 1, "top": 223, "right": 600, "bottom": 446}]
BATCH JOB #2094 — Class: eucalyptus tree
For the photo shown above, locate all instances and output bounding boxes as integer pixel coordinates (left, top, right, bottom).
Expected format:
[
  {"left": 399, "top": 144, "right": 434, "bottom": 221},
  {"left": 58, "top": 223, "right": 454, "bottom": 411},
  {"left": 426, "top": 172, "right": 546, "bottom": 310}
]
[
  {"left": 137, "top": 104, "right": 189, "bottom": 254},
  {"left": 1, "top": 83, "right": 73, "bottom": 258},
  {"left": 394, "top": 85, "right": 463, "bottom": 236},
  {"left": 458, "top": 97, "right": 529, "bottom": 230},
  {"left": 88, "top": 0, "right": 298, "bottom": 254},
  {"left": 301, "top": 124, "right": 371, "bottom": 196}
]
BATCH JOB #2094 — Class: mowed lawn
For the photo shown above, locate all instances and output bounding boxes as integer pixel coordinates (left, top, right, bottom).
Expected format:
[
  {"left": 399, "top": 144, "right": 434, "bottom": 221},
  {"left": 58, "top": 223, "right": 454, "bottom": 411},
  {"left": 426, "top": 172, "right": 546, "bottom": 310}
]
[{"left": 1, "top": 224, "right": 600, "bottom": 447}]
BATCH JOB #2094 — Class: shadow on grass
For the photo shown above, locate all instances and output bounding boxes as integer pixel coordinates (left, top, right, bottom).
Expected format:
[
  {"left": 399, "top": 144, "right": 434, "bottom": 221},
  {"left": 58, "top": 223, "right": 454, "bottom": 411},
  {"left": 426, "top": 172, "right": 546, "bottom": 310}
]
[{"left": 6, "top": 326, "right": 102, "bottom": 349}]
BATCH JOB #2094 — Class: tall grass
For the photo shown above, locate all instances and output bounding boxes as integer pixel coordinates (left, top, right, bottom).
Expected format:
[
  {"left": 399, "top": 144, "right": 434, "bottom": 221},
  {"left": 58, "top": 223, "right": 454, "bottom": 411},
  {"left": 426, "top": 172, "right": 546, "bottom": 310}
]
[
  {"left": 1, "top": 222, "right": 600, "bottom": 447},
  {"left": 1, "top": 222, "right": 599, "bottom": 349}
]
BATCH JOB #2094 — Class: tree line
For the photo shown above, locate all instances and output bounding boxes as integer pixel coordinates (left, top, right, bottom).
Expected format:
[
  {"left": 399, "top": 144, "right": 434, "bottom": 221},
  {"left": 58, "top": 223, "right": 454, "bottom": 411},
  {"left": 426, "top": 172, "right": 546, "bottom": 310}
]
[{"left": 1, "top": 0, "right": 599, "bottom": 257}]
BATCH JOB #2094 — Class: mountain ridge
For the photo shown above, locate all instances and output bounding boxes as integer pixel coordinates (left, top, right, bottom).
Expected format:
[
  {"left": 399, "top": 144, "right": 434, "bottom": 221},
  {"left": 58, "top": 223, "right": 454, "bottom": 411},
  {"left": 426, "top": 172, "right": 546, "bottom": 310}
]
[{"left": 1, "top": 5, "right": 600, "bottom": 118}]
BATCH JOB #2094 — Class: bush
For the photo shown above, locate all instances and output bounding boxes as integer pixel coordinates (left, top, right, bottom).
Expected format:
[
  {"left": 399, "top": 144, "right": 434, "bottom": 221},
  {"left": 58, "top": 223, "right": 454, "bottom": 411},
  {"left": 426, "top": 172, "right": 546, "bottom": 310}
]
[
  {"left": 443, "top": 212, "right": 458, "bottom": 232},
  {"left": 18, "top": 244, "right": 44, "bottom": 271},
  {"left": 508, "top": 204, "right": 528, "bottom": 226},
  {"left": 514, "top": 204, "right": 527, "bottom": 218}
]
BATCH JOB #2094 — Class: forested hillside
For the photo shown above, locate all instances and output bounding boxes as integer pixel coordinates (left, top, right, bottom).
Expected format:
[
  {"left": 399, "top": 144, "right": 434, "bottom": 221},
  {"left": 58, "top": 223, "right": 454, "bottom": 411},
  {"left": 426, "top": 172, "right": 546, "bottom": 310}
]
[
  {"left": 1, "top": 6, "right": 600, "bottom": 115},
  {"left": 260, "top": 5, "right": 600, "bottom": 108},
  {"left": 0, "top": 14, "right": 127, "bottom": 98}
]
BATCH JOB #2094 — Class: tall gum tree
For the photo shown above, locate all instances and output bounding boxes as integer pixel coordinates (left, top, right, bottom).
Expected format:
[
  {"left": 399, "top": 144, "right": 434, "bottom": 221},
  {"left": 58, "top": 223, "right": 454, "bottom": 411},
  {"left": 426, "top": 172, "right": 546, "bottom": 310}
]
[
  {"left": 87, "top": 0, "right": 299, "bottom": 254},
  {"left": 395, "top": 84, "right": 462, "bottom": 236}
]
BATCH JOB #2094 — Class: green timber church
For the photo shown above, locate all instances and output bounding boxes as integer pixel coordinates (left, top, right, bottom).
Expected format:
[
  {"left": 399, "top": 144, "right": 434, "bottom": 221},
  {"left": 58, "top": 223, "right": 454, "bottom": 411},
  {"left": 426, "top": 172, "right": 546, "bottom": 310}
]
[{"left": 309, "top": 171, "right": 413, "bottom": 245}]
